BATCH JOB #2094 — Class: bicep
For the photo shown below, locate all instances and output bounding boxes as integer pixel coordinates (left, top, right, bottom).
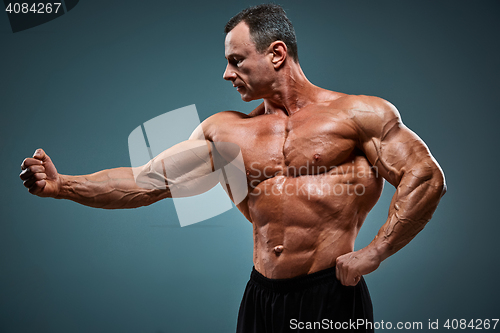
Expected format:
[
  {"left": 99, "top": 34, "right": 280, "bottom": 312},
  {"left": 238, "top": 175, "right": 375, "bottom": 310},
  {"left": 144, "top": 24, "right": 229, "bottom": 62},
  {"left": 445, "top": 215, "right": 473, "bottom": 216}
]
[
  {"left": 362, "top": 121, "right": 437, "bottom": 187},
  {"left": 134, "top": 140, "right": 219, "bottom": 197},
  {"left": 351, "top": 98, "right": 440, "bottom": 187}
]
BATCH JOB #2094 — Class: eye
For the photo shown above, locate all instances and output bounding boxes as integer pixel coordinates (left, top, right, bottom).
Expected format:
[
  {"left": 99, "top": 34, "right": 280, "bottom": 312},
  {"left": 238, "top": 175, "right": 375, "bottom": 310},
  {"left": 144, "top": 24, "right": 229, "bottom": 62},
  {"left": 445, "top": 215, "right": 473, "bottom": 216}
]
[{"left": 230, "top": 57, "right": 243, "bottom": 67}]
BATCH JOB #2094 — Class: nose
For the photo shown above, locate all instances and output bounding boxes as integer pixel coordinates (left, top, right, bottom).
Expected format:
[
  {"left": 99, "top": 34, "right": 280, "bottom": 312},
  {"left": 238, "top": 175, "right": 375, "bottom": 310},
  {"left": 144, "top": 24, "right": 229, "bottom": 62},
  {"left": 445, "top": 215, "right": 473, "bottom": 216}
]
[{"left": 223, "top": 63, "right": 236, "bottom": 81}]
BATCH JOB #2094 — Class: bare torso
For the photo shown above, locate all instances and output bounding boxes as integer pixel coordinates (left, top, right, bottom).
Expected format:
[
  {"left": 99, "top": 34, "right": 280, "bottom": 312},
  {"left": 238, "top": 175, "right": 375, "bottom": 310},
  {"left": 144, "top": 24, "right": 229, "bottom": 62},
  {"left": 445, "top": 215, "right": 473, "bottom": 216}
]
[{"left": 203, "top": 92, "right": 384, "bottom": 279}]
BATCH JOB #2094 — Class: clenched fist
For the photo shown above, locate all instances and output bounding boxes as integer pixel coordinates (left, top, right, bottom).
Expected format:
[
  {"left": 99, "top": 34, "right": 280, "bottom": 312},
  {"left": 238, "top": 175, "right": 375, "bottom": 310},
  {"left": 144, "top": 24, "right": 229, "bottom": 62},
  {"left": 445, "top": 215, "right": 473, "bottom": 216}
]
[
  {"left": 20, "top": 149, "right": 61, "bottom": 198},
  {"left": 335, "top": 247, "right": 382, "bottom": 286}
]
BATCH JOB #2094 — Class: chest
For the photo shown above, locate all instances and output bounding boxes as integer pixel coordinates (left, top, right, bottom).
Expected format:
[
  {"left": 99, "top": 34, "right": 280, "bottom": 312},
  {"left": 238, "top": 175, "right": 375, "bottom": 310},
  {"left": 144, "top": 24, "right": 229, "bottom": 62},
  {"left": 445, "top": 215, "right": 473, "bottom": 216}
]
[{"left": 217, "top": 111, "right": 360, "bottom": 181}]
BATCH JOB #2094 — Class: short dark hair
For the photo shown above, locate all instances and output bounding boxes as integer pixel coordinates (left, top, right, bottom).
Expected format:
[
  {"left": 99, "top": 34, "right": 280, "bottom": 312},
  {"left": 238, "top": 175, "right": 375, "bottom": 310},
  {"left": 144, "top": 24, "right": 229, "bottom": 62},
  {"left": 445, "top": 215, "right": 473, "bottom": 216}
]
[{"left": 224, "top": 4, "right": 299, "bottom": 63}]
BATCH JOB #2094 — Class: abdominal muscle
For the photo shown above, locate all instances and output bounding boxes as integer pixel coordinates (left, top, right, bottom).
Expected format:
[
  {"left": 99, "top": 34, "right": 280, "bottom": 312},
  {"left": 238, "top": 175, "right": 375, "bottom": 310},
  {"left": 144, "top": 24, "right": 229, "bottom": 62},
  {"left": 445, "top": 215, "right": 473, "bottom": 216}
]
[{"left": 246, "top": 165, "right": 383, "bottom": 279}]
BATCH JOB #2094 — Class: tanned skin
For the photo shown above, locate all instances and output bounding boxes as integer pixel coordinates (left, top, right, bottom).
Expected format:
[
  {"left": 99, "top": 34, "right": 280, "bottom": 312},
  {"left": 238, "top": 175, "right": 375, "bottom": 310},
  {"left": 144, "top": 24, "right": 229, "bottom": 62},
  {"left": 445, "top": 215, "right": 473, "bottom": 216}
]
[{"left": 20, "top": 22, "right": 446, "bottom": 286}]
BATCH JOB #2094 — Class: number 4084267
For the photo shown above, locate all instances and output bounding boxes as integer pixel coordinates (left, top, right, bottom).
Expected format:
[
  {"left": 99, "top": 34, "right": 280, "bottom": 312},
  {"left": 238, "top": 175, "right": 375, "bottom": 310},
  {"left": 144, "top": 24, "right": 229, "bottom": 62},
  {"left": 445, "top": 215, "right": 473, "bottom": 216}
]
[
  {"left": 5, "top": 3, "right": 62, "bottom": 14},
  {"left": 443, "top": 319, "right": 499, "bottom": 330}
]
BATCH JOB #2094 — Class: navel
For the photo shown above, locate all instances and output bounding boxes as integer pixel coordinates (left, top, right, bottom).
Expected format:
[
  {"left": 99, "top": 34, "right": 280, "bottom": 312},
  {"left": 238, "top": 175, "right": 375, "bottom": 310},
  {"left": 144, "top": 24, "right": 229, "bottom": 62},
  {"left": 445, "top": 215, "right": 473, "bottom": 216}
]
[{"left": 273, "top": 245, "right": 284, "bottom": 255}]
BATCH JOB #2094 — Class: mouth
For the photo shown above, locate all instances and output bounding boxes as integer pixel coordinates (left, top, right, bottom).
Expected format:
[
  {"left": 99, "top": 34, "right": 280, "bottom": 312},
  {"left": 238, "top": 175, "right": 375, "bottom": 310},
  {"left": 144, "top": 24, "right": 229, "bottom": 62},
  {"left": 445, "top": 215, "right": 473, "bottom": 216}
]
[{"left": 234, "top": 84, "right": 245, "bottom": 92}]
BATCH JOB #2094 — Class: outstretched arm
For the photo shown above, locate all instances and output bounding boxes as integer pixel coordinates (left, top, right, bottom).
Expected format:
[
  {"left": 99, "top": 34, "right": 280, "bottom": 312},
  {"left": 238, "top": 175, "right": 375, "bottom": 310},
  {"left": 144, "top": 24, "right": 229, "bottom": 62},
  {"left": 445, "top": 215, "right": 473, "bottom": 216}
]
[
  {"left": 335, "top": 97, "right": 447, "bottom": 286},
  {"left": 20, "top": 139, "right": 219, "bottom": 209}
]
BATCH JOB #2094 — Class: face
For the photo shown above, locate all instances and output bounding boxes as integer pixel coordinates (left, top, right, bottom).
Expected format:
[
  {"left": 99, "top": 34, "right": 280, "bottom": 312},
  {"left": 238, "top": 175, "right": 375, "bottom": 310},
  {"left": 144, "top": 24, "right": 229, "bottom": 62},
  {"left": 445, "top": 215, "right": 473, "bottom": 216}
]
[{"left": 223, "top": 22, "right": 275, "bottom": 102}]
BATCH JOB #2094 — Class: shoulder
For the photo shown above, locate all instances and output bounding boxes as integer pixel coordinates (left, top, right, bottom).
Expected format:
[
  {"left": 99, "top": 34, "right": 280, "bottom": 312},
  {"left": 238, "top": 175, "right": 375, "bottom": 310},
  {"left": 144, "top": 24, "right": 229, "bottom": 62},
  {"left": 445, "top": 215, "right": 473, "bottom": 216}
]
[
  {"left": 337, "top": 94, "right": 400, "bottom": 119},
  {"left": 335, "top": 94, "right": 403, "bottom": 139},
  {"left": 315, "top": 89, "right": 399, "bottom": 120},
  {"left": 189, "top": 110, "right": 248, "bottom": 140}
]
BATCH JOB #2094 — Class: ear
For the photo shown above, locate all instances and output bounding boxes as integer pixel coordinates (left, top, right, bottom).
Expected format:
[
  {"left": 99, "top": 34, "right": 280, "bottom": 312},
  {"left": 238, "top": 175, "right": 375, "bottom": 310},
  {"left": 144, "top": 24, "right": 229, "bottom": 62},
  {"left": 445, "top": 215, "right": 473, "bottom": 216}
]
[{"left": 269, "top": 41, "right": 287, "bottom": 69}]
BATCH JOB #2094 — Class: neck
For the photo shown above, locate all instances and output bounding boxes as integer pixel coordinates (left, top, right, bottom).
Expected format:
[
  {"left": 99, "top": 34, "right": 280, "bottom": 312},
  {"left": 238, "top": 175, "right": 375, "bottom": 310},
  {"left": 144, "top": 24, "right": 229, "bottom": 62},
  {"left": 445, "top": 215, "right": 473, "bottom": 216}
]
[{"left": 263, "top": 60, "right": 318, "bottom": 116}]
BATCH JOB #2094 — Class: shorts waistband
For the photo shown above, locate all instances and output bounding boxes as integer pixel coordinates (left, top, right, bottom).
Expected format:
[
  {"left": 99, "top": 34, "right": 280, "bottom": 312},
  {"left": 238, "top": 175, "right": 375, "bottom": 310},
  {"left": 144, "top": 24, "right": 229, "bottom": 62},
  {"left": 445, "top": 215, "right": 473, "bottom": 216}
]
[{"left": 250, "top": 266, "right": 338, "bottom": 292}]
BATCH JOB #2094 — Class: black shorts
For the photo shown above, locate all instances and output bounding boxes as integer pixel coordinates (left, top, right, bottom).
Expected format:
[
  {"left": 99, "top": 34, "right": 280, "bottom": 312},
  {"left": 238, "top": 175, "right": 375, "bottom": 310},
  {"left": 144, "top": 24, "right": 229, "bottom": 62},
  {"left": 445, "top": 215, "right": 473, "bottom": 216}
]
[{"left": 236, "top": 266, "right": 374, "bottom": 333}]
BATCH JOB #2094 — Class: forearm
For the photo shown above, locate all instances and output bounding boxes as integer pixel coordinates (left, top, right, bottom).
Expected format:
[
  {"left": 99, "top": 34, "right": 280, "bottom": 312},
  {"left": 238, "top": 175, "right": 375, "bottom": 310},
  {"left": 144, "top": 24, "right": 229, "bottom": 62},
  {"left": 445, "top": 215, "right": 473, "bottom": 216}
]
[
  {"left": 56, "top": 167, "right": 170, "bottom": 209},
  {"left": 369, "top": 165, "right": 447, "bottom": 261}
]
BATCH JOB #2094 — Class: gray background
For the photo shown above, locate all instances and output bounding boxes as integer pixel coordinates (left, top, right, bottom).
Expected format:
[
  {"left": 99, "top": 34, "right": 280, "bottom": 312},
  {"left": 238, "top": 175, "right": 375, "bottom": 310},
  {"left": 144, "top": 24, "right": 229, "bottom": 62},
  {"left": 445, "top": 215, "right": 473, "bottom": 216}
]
[{"left": 1, "top": 0, "right": 499, "bottom": 332}]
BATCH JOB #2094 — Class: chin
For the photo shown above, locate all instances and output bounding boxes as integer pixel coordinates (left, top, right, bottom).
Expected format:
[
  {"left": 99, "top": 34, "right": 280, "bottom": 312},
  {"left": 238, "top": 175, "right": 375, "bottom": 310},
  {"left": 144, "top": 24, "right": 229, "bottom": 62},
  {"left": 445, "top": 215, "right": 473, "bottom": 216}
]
[{"left": 240, "top": 93, "right": 256, "bottom": 102}]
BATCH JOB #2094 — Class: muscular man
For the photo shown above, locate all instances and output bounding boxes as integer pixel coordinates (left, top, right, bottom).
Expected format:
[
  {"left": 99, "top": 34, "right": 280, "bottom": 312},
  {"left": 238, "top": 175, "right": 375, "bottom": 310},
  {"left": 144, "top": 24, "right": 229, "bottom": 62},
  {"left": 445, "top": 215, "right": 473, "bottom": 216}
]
[{"left": 20, "top": 4, "right": 446, "bottom": 333}]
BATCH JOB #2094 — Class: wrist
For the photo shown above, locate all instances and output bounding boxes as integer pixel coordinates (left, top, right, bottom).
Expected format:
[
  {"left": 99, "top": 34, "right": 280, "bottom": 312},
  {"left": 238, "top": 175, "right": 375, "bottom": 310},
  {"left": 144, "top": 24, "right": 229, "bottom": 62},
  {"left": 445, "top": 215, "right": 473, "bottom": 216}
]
[
  {"left": 54, "top": 174, "right": 69, "bottom": 200},
  {"left": 373, "top": 239, "right": 393, "bottom": 262},
  {"left": 364, "top": 238, "right": 392, "bottom": 263}
]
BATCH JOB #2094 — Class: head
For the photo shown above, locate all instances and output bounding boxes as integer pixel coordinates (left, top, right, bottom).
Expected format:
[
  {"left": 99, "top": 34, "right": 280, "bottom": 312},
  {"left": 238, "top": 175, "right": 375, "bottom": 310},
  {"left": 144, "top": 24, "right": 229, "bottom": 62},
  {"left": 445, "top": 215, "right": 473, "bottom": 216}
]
[{"left": 223, "top": 4, "right": 299, "bottom": 101}]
